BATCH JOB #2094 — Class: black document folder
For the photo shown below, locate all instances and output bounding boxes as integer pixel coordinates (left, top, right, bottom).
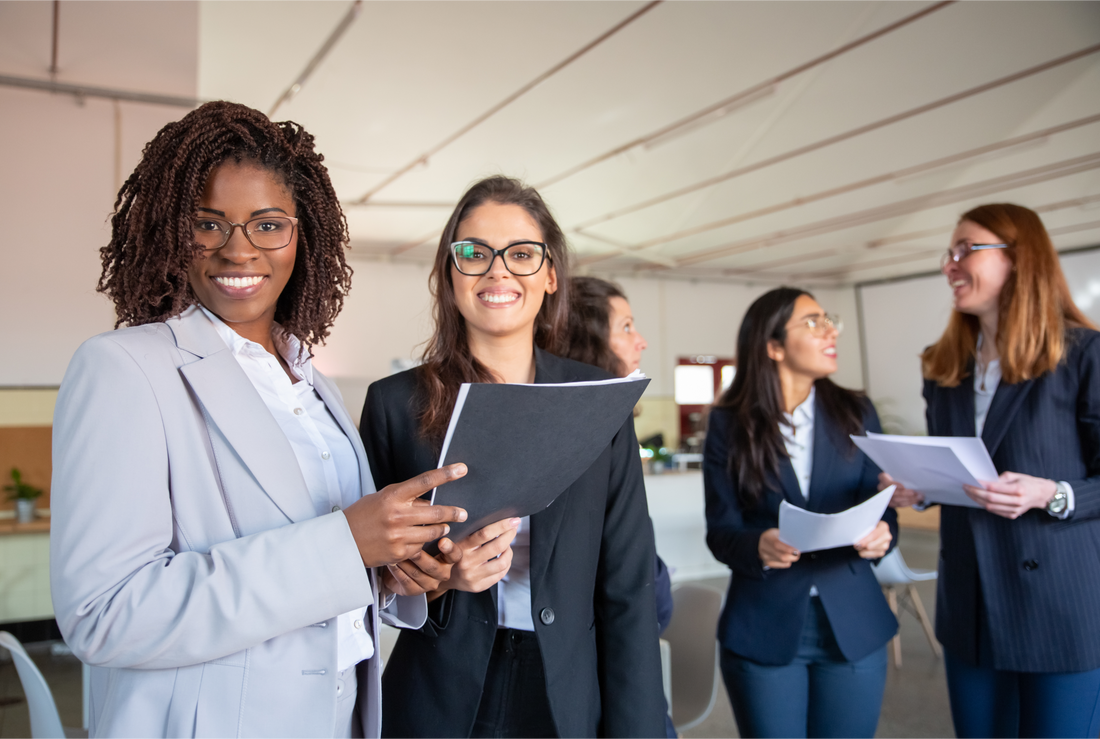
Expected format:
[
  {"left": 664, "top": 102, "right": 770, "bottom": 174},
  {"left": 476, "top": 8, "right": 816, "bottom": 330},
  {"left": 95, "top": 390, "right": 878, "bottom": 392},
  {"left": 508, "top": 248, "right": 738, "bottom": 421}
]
[{"left": 427, "top": 373, "right": 650, "bottom": 549}]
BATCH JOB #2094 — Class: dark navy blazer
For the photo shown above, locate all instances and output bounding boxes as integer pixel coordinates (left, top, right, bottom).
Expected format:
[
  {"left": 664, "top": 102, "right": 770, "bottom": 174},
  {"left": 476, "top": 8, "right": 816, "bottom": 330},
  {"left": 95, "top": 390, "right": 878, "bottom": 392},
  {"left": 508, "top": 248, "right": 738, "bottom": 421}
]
[
  {"left": 704, "top": 396, "right": 898, "bottom": 666},
  {"left": 925, "top": 327, "right": 1100, "bottom": 673},
  {"left": 362, "top": 349, "right": 666, "bottom": 738}
]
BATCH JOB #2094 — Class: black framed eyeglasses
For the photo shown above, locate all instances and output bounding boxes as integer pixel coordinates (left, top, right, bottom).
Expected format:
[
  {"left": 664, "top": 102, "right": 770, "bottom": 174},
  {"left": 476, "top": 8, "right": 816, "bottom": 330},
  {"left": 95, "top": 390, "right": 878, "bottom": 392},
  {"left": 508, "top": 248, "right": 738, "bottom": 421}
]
[
  {"left": 450, "top": 240, "right": 548, "bottom": 276},
  {"left": 193, "top": 215, "right": 299, "bottom": 251},
  {"left": 940, "top": 242, "right": 1008, "bottom": 270}
]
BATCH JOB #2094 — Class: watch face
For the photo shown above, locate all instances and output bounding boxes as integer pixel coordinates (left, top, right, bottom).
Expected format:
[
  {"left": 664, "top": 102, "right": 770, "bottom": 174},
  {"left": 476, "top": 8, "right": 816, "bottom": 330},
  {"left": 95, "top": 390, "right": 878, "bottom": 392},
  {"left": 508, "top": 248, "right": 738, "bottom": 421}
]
[{"left": 1050, "top": 489, "right": 1068, "bottom": 514}]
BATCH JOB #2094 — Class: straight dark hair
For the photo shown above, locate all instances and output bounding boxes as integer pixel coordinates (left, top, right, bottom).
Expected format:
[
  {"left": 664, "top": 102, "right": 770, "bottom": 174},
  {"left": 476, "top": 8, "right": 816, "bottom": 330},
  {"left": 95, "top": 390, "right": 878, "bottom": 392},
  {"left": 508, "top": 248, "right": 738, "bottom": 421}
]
[
  {"left": 714, "top": 287, "right": 867, "bottom": 507},
  {"left": 564, "top": 276, "right": 627, "bottom": 376},
  {"left": 417, "top": 176, "right": 571, "bottom": 444}
]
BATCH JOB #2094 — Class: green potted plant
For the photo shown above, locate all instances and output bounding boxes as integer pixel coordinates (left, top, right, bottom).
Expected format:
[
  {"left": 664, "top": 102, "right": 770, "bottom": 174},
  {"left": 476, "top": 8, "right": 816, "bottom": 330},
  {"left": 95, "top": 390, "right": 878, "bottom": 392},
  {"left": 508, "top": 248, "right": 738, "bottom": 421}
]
[{"left": 5, "top": 467, "right": 43, "bottom": 524}]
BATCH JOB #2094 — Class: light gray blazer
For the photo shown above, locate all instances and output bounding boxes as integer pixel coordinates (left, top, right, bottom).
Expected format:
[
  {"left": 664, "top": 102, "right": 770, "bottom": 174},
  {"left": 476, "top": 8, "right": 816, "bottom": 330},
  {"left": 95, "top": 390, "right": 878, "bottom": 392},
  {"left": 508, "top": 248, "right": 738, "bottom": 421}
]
[{"left": 50, "top": 307, "right": 425, "bottom": 738}]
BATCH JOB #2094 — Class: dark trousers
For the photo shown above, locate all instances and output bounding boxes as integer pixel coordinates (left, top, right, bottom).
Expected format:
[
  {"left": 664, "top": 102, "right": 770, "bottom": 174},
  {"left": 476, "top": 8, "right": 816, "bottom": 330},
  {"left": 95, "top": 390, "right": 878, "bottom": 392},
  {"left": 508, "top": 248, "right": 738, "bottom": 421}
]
[
  {"left": 719, "top": 597, "right": 887, "bottom": 738},
  {"left": 945, "top": 654, "right": 1100, "bottom": 738},
  {"left": 471, "top": 628, "right": 557, "bottom": 739}
]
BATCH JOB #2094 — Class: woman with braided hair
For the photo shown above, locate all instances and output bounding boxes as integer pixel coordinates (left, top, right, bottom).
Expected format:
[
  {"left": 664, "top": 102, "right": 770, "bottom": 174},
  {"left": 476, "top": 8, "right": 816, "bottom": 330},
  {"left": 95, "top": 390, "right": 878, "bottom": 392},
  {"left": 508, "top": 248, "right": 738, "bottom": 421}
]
[{"left": 50, "top": 101, "right": 469, "bottom": 738}]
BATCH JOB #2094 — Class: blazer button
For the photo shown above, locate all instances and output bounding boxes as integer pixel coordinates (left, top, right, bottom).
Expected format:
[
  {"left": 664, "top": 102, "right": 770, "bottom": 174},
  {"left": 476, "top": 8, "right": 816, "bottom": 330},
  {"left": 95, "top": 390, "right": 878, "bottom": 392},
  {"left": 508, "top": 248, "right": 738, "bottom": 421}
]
[
  {"left": 1023, "top": 559, "right": 1039, "bottom": 571},
  {"left": 539, "top": 608, "right": 555, "bottom": 625}
]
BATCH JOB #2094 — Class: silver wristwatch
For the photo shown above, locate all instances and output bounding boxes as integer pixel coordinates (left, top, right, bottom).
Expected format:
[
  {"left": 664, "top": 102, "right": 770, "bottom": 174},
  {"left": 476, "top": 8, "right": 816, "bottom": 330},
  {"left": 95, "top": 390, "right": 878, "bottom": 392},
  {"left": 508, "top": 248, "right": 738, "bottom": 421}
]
[{"left": 1047, "top": 481, "right": 1069, "bottom": 516}]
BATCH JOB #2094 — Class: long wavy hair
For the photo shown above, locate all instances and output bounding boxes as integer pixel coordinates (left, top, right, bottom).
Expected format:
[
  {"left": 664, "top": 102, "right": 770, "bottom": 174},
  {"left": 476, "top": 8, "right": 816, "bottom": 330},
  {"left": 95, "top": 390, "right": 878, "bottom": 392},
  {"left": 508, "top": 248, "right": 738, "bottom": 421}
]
[
  {"left": 714, "top": 287, "right": 867, "bottom": 507},
  {"left": 923, "top": 203, "right": 1094, "bottom": 387},
  {"left": 417, "top": 176, "right": 572, "bottom": 444},
  {"left": 97, "top": 101, "right": 352, "bottom": 351},
  {"left": 563, "top": 276, "right": 628, "bottom": 376}
]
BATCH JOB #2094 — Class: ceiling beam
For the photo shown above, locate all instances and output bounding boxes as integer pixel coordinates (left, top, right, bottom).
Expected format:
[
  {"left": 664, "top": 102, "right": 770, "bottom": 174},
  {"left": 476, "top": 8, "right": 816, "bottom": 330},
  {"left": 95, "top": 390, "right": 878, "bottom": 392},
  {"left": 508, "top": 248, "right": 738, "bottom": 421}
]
[
  {"left": 0, "top": 73, "right": 201, "bottom": 108},
  {"left": 352, "top": 1, "right": 663, "bottom": 205},
  {"left": 569, "top": 42, "right": 1100, "bottom": 233},
  {"left": 269, "top": 0, "right": 362, "bottom": 117}
]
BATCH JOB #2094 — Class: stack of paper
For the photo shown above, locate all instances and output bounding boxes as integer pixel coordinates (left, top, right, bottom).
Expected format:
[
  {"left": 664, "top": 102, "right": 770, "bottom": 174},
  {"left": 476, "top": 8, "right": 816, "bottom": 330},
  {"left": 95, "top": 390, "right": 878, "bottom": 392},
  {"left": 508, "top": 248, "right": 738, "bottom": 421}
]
[
  {"left": 850, "top": 432, "right": 997, "bottom": 508},
  {"left": 778, "top": 485, "right": 895, "bottom": 552}
]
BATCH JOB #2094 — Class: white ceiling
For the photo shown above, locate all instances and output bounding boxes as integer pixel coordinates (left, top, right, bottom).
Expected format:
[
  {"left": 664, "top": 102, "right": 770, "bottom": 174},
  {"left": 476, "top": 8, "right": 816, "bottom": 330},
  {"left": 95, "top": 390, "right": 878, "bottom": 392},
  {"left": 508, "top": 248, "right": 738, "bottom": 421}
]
[{"left": 8, "top": 1, "right": 1100, "bottom": 286}]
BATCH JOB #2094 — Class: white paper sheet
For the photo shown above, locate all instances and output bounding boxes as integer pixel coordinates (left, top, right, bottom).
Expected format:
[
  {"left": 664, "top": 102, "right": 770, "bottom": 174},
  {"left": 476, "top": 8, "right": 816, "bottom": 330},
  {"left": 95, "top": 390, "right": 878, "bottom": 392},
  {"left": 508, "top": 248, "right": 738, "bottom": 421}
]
[
  {"left": 851, "top": 433, "right": 995, "bottom": 508},
  {"left": 778, "top": 485, "right": 895, "bottom": 552}
]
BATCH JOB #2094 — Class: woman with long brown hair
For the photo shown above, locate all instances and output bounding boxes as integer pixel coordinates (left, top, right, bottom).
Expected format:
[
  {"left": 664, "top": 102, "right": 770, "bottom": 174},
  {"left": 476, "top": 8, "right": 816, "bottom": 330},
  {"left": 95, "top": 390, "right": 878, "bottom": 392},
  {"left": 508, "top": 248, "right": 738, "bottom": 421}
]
[
  {"left": 360, "top": 176, "right": 665, "bottom": 738},
  {"left": 704, "top": 287, "right": 897, "bottom": 738},
  {"left": 886, "top": 203, "right": 1100, "bottom": 738}
]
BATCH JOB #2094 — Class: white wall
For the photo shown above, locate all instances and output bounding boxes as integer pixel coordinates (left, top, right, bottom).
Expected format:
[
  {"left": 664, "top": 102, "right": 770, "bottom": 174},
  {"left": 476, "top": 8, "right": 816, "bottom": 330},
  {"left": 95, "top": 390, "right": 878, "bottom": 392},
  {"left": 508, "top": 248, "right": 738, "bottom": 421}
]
[
  {"left": 859, "top": 246, "right": 1100, "bottom": 434},
  {"left": 0, "top": 2, "right": 198, "bottom": 386}
]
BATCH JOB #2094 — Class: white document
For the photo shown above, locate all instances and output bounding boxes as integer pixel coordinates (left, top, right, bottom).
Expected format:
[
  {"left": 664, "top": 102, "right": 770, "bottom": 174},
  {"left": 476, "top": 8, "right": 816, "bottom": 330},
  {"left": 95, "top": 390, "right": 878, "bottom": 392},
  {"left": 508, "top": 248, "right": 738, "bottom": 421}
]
[
  {"left": 850, "top": 432, "right": 996, "bottom": 508},
  {"left": 778, "top": 485, "right": 895, "bottom": 552}
]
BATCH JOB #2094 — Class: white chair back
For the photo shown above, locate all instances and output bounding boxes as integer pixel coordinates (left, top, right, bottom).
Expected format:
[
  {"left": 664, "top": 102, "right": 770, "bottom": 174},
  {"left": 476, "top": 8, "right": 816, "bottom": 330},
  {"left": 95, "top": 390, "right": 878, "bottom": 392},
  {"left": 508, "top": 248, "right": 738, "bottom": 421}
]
[
  {"left": 0, "top": 631, "right": 66, "bottom": 739},
  {"left": 663, "top": 583, "right": 724, "bottom": 732},
  {"left": 872, "top": 548, "right": 937, "bottom": 586}
]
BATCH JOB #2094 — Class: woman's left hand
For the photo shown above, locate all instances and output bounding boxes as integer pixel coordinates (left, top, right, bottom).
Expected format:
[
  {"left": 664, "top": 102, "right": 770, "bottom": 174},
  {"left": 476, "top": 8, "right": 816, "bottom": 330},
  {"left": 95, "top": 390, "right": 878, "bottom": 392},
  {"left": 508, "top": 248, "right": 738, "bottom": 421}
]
[
  {"left": 854, "top": 520, "right": 892, "bottom": 560},
  {"left": 963, "top": 472, "right": 1057, "bottom": 519},
  {"left": 380, "top": 538, "right": 464, "bottom": 597}
]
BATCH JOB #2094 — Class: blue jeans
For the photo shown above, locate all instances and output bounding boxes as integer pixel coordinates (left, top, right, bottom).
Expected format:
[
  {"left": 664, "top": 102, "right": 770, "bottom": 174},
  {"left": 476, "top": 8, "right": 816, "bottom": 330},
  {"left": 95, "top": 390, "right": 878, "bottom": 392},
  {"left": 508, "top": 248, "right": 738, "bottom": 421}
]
[
  {"left": 719, "top": 597, "right": 888, "bottom": 738},
  {"left": 945, "top": 653, "right": 1100, "bottom": 738}
]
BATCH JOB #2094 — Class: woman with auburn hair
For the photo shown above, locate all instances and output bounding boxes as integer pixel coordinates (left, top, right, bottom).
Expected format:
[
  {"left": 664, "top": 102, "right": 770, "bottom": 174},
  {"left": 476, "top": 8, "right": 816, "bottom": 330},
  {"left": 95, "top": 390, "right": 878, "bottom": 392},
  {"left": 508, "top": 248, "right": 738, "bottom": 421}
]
[
  {"left": 50, "top": 101, "right": 468, "bottom": 738},
  {"left": 704, "top": 287, "right": 897, "bottom": 739},
  {"left": 361, "top": 176, "right": 665, "bottom": 738},
  {"left": 885, "top": 203, "right": 1100, "bottom": 738}
]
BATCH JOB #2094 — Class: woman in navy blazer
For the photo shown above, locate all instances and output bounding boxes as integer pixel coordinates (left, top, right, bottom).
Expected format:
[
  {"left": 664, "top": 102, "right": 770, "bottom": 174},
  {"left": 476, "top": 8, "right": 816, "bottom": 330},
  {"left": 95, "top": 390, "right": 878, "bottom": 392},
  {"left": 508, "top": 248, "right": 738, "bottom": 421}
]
[
  {"left": 886, "top": 203, "right": 1100, "bottom": 738},
  {"left": 704, "top": 287, "right": 898, "bottom": 739}
]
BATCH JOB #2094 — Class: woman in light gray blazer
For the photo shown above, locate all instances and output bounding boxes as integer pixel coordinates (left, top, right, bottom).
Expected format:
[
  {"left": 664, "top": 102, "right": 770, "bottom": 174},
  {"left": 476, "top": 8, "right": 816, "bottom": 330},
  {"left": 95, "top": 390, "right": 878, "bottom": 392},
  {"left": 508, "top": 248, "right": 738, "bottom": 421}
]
[{"left": 50, "top": 101, "right": 468, "bottom": 738}]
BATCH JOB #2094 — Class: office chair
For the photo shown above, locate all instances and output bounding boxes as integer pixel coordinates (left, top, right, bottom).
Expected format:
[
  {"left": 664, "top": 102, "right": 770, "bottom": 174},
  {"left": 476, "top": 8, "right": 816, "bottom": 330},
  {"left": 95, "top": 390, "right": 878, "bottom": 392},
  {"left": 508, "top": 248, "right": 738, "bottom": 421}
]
[
  {"left": 663, "top": 583, "right": 723, "bottom": 732},
  {"left": 0, "top": 631, "right": 86, "bottom": 738},
  {"left": 872, "top": 549, "right": 942, "bottom": 667}
]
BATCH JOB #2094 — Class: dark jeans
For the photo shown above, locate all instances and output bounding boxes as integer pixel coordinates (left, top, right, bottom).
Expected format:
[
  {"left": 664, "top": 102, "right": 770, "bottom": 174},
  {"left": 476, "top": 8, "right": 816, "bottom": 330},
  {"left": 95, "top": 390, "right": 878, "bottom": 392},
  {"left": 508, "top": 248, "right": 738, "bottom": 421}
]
[
  {"left": 720, "top": 597, "right": 887, "bottom": 738},
  {"left": 471, "top": 628, "right": 557, "bottom": 739},
  {"left": 945, "top": 654, "right": 1100, "bottom": 738}
]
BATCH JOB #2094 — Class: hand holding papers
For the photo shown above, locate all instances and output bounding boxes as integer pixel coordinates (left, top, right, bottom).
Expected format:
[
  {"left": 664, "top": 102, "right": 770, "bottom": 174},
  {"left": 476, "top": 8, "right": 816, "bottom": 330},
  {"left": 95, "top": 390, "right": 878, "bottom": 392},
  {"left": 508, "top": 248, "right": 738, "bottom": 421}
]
[
  {"left": 850, "top": 432, "right": 997, "bottom": 508},
  {"left": 778, "top": 485, "right": 895, "bottom": 553},
  {"left": 427, "top": 371, "right": 650, "bottom": 550}
]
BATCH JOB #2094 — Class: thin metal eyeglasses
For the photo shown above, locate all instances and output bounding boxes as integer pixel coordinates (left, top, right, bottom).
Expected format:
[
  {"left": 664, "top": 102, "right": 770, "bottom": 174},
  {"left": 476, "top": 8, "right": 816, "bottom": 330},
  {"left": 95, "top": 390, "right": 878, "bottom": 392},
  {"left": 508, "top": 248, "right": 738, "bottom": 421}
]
[
  {"left": 193, "top": 215, "right": 299, "bottom": 251},
  {"left": 450, "top": 240, "right": 548, "bottom": 276},
  {"left": 788, "top": 313, "right": 843, "bottom": 337},
  {"left": 940, "top": 242, "right": 1008, "bottom": 270}
]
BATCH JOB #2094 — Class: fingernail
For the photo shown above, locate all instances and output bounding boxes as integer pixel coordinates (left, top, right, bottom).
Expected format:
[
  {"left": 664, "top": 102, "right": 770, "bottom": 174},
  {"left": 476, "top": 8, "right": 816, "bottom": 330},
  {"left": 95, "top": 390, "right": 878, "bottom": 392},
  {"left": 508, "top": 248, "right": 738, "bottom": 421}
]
[
  {"left": 457, "top": 509, "right": 468, "bottom": 522},
  {"left": 410, "top": 550, "right": 421, "bottom": 560},
  {"left": 510, "top": 518, "right": 521, "bottom": 527},
  {"left": 453, "top": 464, "right": 467, "bottom": 476},
  {"left": 443, "top": 525, "right": 450, "bottom": 535}
]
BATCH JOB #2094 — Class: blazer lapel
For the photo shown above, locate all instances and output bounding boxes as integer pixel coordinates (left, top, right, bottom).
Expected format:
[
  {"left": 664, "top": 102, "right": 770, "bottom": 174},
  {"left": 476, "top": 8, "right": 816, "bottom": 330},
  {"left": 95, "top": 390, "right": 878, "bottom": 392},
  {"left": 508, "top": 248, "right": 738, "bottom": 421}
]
[
  {"left": 170, "top": 309, "right": 317, "bottom": 524},
  {"left": 529, "top": 350, "right": 572, "bottom": 593},
  {"left": 981, "top": 377, "right": 1036, "bottom": 459},
  {"left": 805, "top": 402, "right": 835, "bottom": 513},
  {"left": 777, "top": 458, "right": 807, "bottom": 509}
]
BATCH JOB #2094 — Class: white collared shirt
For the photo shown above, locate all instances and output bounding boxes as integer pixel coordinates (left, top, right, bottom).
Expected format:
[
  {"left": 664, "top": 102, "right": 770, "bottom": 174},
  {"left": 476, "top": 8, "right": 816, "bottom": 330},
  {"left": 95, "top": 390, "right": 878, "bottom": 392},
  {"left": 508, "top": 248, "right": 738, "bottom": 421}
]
[
  {"left": 198, "top": 306, "right": 375, "bottom": 670},
  {"left": 781, "top": 387, "right": 816, "bottom": 502},
  {"left": 497, "top": 516, "right": 534, "bottom": 631}
]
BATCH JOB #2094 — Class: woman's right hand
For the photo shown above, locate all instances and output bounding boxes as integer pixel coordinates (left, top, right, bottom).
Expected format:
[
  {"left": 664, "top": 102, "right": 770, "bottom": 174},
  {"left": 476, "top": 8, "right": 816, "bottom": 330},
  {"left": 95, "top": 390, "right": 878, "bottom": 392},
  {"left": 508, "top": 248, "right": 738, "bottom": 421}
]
[
  {"left": 879, "top": 472, "right": 925, "bottom": 508},
  {"left": 342, "top": 464, "right": 469, "bottom": 568},
  {"left": 758, "top": 528, "right": 800, "bottom": 569},
  {"left": 429, "top": 518, "right": 521, "bottom": 599}
]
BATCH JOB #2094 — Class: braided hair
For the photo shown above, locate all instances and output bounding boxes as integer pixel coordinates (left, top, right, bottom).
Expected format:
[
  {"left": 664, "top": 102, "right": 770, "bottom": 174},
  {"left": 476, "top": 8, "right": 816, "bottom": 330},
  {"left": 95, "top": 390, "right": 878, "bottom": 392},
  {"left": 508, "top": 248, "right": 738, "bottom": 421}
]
[{"left": 97, "top": 101, "right": 352, "bottom": 351}]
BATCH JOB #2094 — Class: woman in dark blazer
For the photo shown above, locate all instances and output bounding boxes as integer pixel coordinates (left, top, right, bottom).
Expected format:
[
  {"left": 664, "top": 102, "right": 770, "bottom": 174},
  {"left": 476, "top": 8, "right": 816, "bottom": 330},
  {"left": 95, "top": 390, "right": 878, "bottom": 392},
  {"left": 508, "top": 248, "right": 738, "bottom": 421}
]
[
  {"left": 361, "top": 176, "right": 665, "bottom": 738},
  {"left": 704, "top": 287, "right": 898, "bottom": 739},
  {"left": 886, "top": 203, "right": 1100, "bottom": 738}
]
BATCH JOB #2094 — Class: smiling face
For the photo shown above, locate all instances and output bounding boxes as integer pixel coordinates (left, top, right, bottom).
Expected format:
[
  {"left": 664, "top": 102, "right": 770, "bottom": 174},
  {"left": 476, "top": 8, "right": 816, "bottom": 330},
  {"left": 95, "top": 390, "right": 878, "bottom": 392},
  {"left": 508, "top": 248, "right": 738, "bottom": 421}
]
[
  {"left": 607, "top": 296, "right": 647, "bottom": 376},
  {"left": 943, "top": 219, "right": 1014, "bottom": 321},
  {"left": 450, "top": 201, "right": 557, "bottom": 347},
  {"left": 187, "top": 161, "right": 297, "bottom": 345},
  {"left": 768, "top": 295, "right": 839, "bottom": 381}
]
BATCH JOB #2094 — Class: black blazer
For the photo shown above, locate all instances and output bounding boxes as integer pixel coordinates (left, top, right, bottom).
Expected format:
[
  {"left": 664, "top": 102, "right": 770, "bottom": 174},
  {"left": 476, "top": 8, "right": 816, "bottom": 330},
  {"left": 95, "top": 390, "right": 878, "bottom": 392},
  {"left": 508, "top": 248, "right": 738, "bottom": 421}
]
[
  {"left": 360, "top": 349, "right": 666, "bottom": 738},
  {"left": 925, "top": 327, "right": 1100, "bottom": 673},
  {"left": 703, "top": 396, "right": 898, "bottom": 666}
]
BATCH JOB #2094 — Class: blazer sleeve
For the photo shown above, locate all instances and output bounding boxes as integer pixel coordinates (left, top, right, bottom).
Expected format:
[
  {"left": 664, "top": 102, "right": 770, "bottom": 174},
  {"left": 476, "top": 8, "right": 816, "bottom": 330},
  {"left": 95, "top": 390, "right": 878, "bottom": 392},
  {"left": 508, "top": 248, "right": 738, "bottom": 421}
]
[
  {"left": 703, "top": 408, "right": 768, "bottom": 580},
  {"left": 1068, "top": 332, "right": 1100, "bottom": 520},
  {"left": 51, "top": 335, "right": 375, "bottom": 670},
  {"left": 595, "top": 415, "right": 667, "bottom": 737}
]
